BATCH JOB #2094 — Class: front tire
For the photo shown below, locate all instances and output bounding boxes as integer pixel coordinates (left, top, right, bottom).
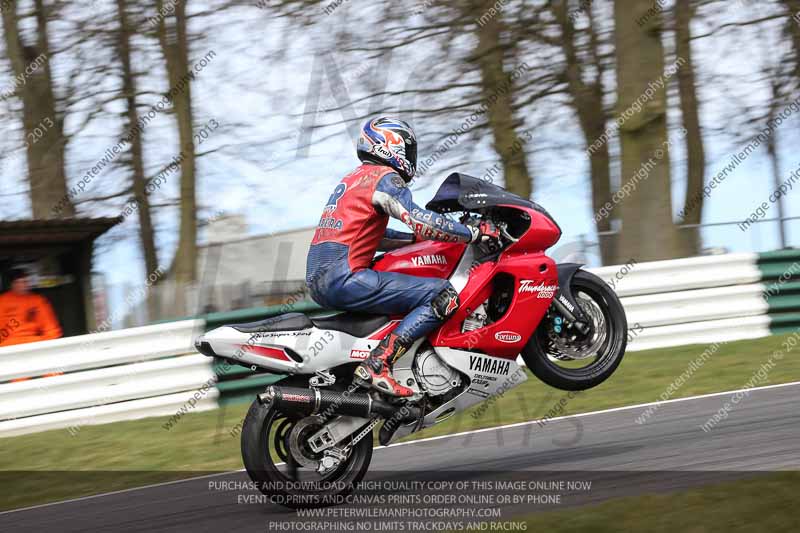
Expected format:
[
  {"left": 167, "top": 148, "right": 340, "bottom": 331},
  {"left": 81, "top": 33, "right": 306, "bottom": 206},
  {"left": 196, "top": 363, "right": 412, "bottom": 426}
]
[{"left": 522, "top": 270, "right": 627, "bottom": 391}]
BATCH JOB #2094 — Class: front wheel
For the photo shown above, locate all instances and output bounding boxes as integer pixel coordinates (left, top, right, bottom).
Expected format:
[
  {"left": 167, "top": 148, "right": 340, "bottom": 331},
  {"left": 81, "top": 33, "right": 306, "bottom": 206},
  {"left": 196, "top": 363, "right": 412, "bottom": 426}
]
[{"left": 521, "top": 270, "right": 627, "bottom": 391}]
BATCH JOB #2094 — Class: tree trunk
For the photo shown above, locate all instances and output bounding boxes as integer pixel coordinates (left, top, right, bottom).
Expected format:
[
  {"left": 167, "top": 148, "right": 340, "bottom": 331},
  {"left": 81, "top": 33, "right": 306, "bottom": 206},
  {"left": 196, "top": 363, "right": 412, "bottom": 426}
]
[
  {"left": 613, "top": 0, "right": 680, "bottom": 263},
  {"left": 1, "top": 0, "right": 74, "bottom": 218},
  {"left": 781, "top": 0, "right": 800, "bottom": 80},
  {"left": 472, "top": 1, "right": 533, "bottom": 199},
  {"left": 767, "top": 80, "right": 788, "bottom": 249},
  {"left": 675, "top": 0, "right": 706, "bottom": 257},
  {"left": 588, "top": 137, "right": 615, "bottom": 264},
  {"left": 552, "top": 1, "right": 615, "bottom": 264},
  {"left": 156, "top": 0, "right": 197, "bottom": 293},
  {"left": 116, "top": 0, "right": 160, "bottom": 318}
]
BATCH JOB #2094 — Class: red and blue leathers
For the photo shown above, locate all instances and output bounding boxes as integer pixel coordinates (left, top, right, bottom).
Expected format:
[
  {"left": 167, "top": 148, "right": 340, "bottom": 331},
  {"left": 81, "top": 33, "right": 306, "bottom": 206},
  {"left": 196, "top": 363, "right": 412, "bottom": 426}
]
[{"left": 306, "top": 163, "right": 475, "bottom": 343}]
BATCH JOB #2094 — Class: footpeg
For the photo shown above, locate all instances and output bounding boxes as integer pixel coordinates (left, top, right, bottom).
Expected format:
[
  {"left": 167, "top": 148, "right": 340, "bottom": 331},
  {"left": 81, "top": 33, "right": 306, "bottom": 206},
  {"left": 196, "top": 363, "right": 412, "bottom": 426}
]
[{"left": 310, "top": 370, "right": 336, "bottom": 388}]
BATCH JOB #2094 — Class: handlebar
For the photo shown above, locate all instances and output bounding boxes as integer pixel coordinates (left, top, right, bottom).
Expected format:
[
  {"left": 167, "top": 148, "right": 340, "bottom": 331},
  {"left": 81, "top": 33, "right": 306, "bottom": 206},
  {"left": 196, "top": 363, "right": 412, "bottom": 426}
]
[
  {"left": 458, "top": 213, "right": 519, "bottom": 250},
  {"left": 497, "top": 222, "right": 519, "bottom": 243}
]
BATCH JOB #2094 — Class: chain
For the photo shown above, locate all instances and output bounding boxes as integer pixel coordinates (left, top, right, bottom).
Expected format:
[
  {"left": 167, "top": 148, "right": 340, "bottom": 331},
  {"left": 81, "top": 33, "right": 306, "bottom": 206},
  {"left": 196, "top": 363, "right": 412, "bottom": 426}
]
[
  {"left": 333, "top": 417, "right": 382, "bottom": 455},
  {"left": 351, "top": 417, "right": 381, "bottom": 446}
]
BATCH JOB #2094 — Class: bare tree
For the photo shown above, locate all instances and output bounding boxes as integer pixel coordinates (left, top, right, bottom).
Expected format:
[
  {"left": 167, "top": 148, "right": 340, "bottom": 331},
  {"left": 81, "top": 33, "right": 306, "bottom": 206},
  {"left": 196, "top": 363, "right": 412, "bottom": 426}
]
[
  {"left": 155, "top": 0, "right": 198, "bottom": 288},
  {"left": 549, "top": 0, "right": 615, "bottom": 263},
  {"left": 779, "top": 0, "right": 800, "bottom": 81},
  {"left": 2, "top": 0, "right": 74, "bottom": 218},
  {"left": 268, "top": 0, "right": 537, "bottom": 198},
  {"left": 469, "top": 0, "right": 534, "bottom": 199},
  {"left": 674, "top": 0, "right": 706, "bottom": 256},
  {"left": 614, "top": 0, "right": 680, "bottom": 262},
  {"left": 116, "top": 0, "right": 161, "bottom": 314}
]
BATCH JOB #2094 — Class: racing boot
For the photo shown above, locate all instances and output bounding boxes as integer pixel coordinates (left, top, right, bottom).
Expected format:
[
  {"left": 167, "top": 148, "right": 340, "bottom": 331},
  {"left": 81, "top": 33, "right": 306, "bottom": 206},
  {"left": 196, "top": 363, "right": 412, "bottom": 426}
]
[{"left": 355, "top": 333, "right": 414, "bottom": 397}]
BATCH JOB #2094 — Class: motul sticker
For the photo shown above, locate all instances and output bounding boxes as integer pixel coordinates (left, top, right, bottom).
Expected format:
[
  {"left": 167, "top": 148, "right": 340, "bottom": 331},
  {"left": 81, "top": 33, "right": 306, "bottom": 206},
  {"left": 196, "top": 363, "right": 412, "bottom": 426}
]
[
  {"left": 412, "top": 254, "right": 448, "bottom": 267},
  {"left": 519, "top": 280, "right": 558, "bottom": 298},
  {"left": 350, "top": 349, "right": 370, "bottom": 360},
  {"left": 495, "top": 331, "right": 522, "bottom": 343}
]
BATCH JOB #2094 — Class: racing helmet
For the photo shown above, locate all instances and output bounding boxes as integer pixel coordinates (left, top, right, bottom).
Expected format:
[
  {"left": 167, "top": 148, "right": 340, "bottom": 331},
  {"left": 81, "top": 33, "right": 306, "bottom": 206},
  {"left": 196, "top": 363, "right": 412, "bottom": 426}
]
[{"left": 356, "top": 116, "right": 417, "bottom": 182}]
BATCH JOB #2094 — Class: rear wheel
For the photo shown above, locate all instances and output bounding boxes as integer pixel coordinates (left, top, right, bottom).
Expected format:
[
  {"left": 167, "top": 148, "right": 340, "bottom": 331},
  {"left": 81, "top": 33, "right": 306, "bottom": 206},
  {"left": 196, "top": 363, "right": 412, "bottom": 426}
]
[
  {"left": 240, "top": 381, "right": 374, "bottom": 508},
  {"left": 521, "top": 270, "right": 627, "bottom": 391}
]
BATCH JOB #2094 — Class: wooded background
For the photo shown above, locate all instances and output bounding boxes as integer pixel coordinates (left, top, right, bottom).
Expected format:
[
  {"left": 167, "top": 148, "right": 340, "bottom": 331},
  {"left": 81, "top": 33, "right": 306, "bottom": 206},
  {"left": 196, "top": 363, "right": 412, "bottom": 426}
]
[{"left": 1, "top": 0, "right": 798, "bottom": 296}]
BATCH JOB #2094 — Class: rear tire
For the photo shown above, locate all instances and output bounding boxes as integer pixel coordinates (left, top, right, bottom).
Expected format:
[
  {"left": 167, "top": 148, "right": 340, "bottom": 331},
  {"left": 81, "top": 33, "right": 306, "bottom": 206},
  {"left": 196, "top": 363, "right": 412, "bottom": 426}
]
[
  {"left": 521, "top": 270, "right": 627, "bottom": 391},
  {"left": 241, "top": 394, "right": 373, "bottom": 509}
]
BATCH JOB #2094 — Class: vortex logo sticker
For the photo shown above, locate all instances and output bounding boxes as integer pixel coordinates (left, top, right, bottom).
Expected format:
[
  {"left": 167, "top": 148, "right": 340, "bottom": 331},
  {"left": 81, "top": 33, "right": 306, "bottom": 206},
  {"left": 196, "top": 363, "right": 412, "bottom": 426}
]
[{"left": 495, "top": 331, "right": 522, "bottom": 343}]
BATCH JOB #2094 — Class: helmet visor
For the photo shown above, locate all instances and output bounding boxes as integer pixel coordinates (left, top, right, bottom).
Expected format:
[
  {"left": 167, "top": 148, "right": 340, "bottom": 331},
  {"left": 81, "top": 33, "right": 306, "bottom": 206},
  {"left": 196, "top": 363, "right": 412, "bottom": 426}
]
[{"left": 405, "top": 140, "right": 417, "bottom": 176}]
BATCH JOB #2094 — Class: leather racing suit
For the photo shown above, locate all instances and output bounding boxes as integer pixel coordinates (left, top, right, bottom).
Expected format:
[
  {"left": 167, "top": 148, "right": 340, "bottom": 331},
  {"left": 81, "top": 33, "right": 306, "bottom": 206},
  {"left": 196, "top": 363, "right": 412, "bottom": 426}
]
[{"left": 306, "top": 163, "right": 475, "bottom": 396}]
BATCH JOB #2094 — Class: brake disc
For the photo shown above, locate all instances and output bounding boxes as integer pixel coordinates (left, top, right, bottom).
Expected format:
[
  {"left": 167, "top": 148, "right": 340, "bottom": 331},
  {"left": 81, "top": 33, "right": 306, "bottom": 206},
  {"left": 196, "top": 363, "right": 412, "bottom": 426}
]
[
  {"left": 546, "top": 294, "right": 607, "bottom": 361},
  {"left": 287, "top": 416, "right": 325, "bottom": 467}
]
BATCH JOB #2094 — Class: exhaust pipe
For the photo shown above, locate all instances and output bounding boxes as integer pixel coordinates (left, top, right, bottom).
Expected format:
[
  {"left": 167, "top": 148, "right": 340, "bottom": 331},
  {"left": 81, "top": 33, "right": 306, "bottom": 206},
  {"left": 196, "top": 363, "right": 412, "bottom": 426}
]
[{"left": 258, "top": 385, "right": 416, "bottom": 420}]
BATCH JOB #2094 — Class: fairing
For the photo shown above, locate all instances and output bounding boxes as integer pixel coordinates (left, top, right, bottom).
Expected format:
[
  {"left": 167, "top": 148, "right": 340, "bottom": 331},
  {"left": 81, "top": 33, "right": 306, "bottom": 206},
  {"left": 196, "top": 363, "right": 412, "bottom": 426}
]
[
  {"left": 429, "top": 252, "right": 558, "bottom": 358},
  {"left": 427, "top": 173, "right": 561, "bottom": 233},
  {"left": 199, "top": 319, "right": 401, "bottom": 375}
]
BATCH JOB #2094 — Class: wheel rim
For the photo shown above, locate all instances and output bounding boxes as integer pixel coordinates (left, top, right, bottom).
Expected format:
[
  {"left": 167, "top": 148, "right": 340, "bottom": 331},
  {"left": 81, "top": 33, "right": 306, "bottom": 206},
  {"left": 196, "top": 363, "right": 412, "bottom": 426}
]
[
  {"left": 272, "top": 417, "right": 293, "bottom": 463},
  {"left": 262, "top": 410, "right": 353, "bottom": 487},
  {"left": 537, "top": 281, "right": 618, "bottom": 375}
]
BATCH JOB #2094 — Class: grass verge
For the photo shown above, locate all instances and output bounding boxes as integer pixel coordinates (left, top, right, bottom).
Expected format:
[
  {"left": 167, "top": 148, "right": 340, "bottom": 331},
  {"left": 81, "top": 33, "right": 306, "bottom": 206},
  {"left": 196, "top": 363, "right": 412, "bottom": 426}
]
[{"left": 2, "top": 333, "right": 798, "bottom": 511}]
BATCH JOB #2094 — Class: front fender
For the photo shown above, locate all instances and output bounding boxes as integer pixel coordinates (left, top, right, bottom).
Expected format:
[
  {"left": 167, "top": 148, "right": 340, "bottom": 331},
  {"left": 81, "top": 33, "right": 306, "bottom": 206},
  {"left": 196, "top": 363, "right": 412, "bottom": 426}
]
[{"left": 554, "top": 263, "right": 592, "bottom": 330}]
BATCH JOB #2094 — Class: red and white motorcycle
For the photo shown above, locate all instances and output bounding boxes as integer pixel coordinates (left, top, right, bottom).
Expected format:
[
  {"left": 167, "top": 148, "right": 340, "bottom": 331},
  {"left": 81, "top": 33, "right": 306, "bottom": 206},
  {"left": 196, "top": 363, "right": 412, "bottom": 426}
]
[{"left": 195, "top": 173, "right": 627, "bottom": 507}]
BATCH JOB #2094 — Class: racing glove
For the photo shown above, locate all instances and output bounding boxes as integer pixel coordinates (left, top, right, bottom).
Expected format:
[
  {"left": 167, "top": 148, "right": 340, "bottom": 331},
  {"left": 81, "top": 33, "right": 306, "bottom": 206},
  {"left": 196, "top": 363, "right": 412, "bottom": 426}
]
[{"left": 468, "top": 220, "right": 501, "bottom": 244}]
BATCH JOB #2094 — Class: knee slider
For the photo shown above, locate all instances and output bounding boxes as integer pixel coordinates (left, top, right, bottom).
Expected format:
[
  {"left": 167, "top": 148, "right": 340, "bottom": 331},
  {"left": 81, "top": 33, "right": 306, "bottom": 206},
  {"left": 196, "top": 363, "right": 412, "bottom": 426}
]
[{"left": 432, "top": 285, "right": 460, "bottom": 320}]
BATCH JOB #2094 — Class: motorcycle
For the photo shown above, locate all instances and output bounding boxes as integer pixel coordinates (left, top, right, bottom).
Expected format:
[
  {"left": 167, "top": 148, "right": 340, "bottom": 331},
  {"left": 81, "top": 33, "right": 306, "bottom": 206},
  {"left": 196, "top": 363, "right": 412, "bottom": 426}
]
[{"left": 195, "top": 172, "right": 627, "bottom": 507}]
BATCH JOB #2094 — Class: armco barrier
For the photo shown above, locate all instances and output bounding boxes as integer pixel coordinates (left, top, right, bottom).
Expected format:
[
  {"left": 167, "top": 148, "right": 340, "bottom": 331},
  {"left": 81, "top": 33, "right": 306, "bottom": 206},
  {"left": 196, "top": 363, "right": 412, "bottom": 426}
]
[
  {"left": 619, "top": 284, "right": 767, "bottom": 329},
  {"left": 623, "top": 315, "right": 771, "bottom": 353},
  {"left": 590, "top": 252, "right": 761, "bottom": 297},
  {"left": 0, "top": 319, "right": 209, "bottom": 438},
  {"left": 0, "top": 251, "right": 798, "bottom": 438},
  {"left": 203, "top": 301, "right": 322, "bottom": 331},
  {"left": 0, "top": 319, "right": 203, "bottom": 382},
  {"left": 757, "top": 250, "right": 800, "bottom": 334},
  {"left": 0, "top": 389, "right": 219, "bottom": 438},
  {"left": 211, "top": 360, "right": 284, "bottom": 406},
  {"left": 0, "top": 355, "right": 214, "bottom": 420}
]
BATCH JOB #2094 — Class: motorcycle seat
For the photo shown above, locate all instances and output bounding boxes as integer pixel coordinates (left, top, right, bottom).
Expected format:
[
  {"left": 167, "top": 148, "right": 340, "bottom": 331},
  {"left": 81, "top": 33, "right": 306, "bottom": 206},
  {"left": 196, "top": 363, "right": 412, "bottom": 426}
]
[
  {"left": 231, "top": 312, "right": 313, "bottom": 333},
  {"left": 312, "top": 312, "right": 390, "bottom": 338}
]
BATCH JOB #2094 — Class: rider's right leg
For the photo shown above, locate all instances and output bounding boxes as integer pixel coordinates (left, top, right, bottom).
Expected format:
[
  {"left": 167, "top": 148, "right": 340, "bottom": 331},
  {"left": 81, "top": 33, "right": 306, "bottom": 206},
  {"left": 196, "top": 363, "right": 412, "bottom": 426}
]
[
  {"left": 352, "top": 277, "right": 459, "bottom": 396},
  {"left": 308, "top": 264, "right": 460, "bottom": 397}
]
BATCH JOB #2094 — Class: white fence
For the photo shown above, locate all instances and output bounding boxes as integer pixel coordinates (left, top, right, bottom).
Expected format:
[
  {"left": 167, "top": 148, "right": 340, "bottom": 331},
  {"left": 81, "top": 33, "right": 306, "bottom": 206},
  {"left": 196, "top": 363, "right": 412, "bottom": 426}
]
[
  {"left": 0, "top": 320, "right": 217, "bottom": 438},
  {"left": 0, "top": 390, "right": 219, "bottom": 438},
  {"left": 591, "top": 253, "right": 761, "bottom": 297},
  {"left": 0, "top": 320, "right": 203, "bottom": 382},
  {"left": 0, "top": 355, "right": 214, "bottom": 420},
  {"left": 0, "top": 253, "right": 774, "bottom": 438},
  {"left": 590, "top": 253, "right": 770, "bottom": 352}
]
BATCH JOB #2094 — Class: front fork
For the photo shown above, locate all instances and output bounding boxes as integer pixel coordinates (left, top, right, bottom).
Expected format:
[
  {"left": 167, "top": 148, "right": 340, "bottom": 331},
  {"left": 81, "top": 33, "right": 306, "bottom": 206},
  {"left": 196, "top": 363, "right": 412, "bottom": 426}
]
[{"left": 553, "top": 263, "right": 593, "bottom": 337}]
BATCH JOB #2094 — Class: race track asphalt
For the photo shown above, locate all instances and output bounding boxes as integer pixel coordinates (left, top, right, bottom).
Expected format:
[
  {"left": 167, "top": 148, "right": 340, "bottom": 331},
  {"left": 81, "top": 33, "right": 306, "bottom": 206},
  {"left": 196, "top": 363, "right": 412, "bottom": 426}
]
[{"left": 2, "top": 382, "right": 799, "bottom": 532}]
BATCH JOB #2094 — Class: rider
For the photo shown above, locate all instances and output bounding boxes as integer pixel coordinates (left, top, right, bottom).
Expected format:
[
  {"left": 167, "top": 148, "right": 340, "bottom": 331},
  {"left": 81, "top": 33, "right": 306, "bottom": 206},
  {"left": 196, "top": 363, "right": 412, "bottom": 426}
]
[{"left": 306, "top": 117, "right": 498, "bottom": 397}]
